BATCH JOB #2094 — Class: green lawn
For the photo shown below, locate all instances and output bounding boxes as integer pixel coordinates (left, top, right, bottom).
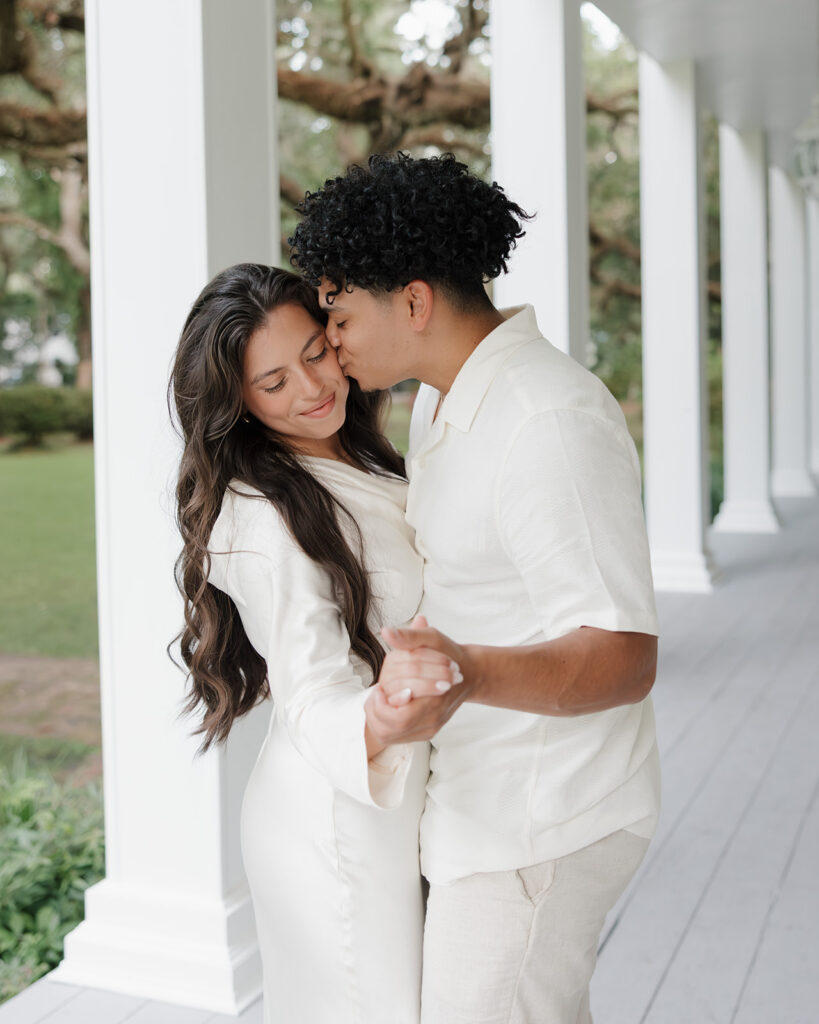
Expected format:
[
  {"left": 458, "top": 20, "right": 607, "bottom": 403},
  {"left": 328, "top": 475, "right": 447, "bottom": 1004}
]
[
  {"left": 0, "top": 401, "right": 419, "bottom": 662},
  {"left": 385, "top": 394, "right": 414, "bottom": 455},
  {"left": 0, "top": 443, "right": 98, "bottom": 658}
]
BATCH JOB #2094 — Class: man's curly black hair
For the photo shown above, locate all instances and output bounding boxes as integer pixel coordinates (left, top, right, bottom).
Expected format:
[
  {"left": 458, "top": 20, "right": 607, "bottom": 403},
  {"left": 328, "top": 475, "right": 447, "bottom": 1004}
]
[{"left": 289, "top": 152, "right": 531, "bottom": 310}]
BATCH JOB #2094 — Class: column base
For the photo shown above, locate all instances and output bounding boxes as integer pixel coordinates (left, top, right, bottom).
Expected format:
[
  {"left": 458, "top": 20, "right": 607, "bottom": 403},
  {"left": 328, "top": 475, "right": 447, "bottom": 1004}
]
[
  {"left": 651, "top": 549, "right": 717, "bottom": 593},
  {"left": 712, "top": 499, "right": 780, "bottom": 534},
  {"left": 771, "top": 468, "right": 817, "bottom": 497},
  {"left": 52, "top": 879, "right": 261, "bottom": 1014}
]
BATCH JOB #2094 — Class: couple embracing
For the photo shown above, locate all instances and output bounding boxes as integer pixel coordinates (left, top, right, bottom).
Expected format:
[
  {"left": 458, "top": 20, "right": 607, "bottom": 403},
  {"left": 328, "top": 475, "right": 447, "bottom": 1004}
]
[{"left": 171, "top": 153, "right": 660, "bottom": 1024}]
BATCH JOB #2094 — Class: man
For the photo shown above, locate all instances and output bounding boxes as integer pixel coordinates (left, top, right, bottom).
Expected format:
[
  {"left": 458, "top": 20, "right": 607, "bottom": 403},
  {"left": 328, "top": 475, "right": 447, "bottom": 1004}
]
[{"left": 290, "top": 152, "right": 660, "bottom": 1024}]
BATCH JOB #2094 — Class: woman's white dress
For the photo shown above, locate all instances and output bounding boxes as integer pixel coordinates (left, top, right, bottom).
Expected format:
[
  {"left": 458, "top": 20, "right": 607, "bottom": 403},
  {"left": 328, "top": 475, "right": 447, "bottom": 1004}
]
[{"left": 207, "top": 458, "right": 427, "bottom": 1024}]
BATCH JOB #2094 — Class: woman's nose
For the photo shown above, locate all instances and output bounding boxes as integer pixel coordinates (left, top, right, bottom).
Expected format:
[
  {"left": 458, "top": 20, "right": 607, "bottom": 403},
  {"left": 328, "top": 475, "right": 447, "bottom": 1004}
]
[{"left": 295, "top": 364, "right": 323, "bottom": 395}]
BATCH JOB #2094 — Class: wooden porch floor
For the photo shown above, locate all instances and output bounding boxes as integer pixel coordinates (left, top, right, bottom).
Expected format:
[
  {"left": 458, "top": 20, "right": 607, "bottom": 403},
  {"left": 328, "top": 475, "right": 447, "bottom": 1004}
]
[{"left": 2, "top": 496, "right": 818, "bottom": 1023}]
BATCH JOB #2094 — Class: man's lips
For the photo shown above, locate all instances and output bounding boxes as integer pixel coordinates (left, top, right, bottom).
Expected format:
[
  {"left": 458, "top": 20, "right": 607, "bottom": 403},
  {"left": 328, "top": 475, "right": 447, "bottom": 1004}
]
[{"left": 300, "top": 394, "right": 336, "bottom": 418}]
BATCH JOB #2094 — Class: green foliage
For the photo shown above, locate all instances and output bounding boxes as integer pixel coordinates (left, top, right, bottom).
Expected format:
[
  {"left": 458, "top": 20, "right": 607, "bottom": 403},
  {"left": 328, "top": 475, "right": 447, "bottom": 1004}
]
[
  {"left": 584, "top": 28, "right": 642, "bottom": 401},
  {"left": 276, "top": 0, "right": 492, "bottom": 247},
  {"left": 0, "top": 386, "right": 93, "bottom": 447},
  {"left": 0, "top": 736, "right": 95, "bottom": 783},
  {"left": 0, "top": 154, "right": 88, "bottom": 380},
  {"left": 0, "top": 5, "right": 88, "bottom": 382},
  {"left": 0, "top": 443, "right": 98, "bottom": 658},
  {"left": 708, "top": 342, "right": 725, "bottom": 518},
  {"left": 0, "top": 752, "right": 104, "bottom": 1004}
]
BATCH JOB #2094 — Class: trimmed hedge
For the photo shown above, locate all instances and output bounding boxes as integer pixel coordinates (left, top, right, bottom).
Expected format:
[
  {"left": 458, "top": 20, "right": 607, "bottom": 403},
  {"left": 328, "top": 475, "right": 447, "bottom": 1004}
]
[
  {"left": 0, "top": 387, "right": 93, "bottom": 446},
  {"left": 0, "top": 753, "right": 104, "bottom": 1003}
]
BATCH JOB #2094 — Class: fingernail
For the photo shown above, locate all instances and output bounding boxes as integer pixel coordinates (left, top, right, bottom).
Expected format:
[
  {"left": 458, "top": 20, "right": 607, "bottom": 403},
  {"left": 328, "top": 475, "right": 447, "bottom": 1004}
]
[
  {"left": 396, "top": 687, "right": 413, "bottom": 702},
  {"left": 435, "top": 680, "right": 451, "bottom": 693},
  {"left": 449, "top": 659, "right": 460, "bottom": 671},
  {"left": 453, "top": 671, "right": 464, "bottom": 684}
]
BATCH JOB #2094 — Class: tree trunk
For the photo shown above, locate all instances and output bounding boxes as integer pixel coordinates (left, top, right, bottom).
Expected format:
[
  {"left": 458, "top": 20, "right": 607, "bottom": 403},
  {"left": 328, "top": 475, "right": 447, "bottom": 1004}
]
[{"left": 75, "top": 279, "right": 92, "bottom": 388}]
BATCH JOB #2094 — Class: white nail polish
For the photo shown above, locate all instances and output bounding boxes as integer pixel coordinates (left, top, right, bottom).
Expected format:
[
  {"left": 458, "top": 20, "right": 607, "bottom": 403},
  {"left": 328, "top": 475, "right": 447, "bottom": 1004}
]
[
  {"left": 435, "top": 680, "right": 451, "bottom": 693},
  {"left": 453, "top": 671, "right": 464, "bottom": 684},
  {"left": 397, "top": 687, "right": 413, "bottom": 701}
]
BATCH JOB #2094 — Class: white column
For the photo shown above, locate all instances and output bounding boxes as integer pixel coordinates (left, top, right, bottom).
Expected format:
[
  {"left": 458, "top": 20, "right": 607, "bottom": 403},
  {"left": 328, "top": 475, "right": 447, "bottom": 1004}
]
[
  {"left": 712, "top": 126, "right": 779, "bottom": 533},
  {"left": 769, "top": 167, "right": 815, "bottom": 496},
  {"left": 808, "top": 196, "right": 819, "bottom": 477},
  {"left": 53, "top": 0, "right": 279, "bottom": 1013},
  {"left": 639, "top": 54, "right": 715, "bottom": 592},
  {"left": 491, "top": 0, "right": 590, "bottom": 364}
]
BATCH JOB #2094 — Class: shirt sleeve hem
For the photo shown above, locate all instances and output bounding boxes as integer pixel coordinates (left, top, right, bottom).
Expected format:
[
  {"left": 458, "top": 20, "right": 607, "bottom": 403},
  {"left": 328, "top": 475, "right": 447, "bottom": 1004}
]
[{"left": 547, "top": 609, "right": 660, "bottom": 639}]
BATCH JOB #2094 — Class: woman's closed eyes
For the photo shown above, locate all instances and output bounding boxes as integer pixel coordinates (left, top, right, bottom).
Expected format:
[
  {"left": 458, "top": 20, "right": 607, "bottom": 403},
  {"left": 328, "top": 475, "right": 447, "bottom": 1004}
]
[{"left": 263, "top": 343, "right": 329, "bottom": 393}]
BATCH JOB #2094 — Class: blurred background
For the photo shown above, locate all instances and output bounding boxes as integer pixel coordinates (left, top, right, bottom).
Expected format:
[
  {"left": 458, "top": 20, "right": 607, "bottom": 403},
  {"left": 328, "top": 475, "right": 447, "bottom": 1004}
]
[{"left": 0, "top": 0, "right": 729, "bottom": 1004}]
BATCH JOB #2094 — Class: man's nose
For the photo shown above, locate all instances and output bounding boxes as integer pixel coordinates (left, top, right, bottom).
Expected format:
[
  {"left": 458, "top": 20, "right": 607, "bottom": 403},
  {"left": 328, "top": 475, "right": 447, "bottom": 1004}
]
[{"left": 325, "top": 322, "right": 341, "bottom": 348}]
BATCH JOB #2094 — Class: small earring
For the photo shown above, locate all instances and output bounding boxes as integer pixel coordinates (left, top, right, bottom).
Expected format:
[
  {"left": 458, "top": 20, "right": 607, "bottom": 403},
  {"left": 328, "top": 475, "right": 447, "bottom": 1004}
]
[{"left": 241, "top": 411, "right": 250, "bottom": 423}]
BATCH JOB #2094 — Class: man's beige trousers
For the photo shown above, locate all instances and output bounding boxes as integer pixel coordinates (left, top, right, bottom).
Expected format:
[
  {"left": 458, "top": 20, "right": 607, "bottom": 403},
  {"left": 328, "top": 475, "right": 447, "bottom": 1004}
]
[{"left": 421, "top": 829, "right": 650, "bottom": 1024}]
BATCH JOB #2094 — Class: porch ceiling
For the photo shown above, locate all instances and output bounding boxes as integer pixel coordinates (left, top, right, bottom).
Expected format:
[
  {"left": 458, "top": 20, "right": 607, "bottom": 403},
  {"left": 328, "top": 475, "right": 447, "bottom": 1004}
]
[{"left": 594, "top": 0, "right": 819, "bottom": 167}]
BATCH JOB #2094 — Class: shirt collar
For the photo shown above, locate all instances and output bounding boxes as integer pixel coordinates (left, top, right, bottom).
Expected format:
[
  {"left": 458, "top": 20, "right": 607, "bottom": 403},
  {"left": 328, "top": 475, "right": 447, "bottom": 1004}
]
[{"left": 439, "top": 305, "right": 543, "bottom": 433}]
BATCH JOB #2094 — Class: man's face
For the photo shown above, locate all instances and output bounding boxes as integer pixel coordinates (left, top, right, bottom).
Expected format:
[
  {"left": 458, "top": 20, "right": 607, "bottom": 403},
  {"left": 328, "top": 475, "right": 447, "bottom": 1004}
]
[{"left": 318, "top": 280, "right": 414, "bottom": 391}]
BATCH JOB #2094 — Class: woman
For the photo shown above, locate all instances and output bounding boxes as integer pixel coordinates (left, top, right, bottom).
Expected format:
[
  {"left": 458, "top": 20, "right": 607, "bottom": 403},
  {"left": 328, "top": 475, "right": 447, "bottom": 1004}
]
[{"left": 170, "top": 264, "right": 456, "bottom": 1023}]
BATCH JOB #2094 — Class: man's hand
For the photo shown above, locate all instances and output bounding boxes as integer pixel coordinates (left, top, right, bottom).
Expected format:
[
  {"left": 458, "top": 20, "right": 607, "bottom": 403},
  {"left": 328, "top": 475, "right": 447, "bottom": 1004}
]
[
  {"left": 380, "top": 617, "right": 474, "bottom": 706},
  {"left": 363, "top": 616, "right": 470, "bottom": 747},
  {"left": 365, "top": 682, "right": 466, "bottom": 747},
  {"left": 381, "top": 620, "right": 658, "bottom": 718}
]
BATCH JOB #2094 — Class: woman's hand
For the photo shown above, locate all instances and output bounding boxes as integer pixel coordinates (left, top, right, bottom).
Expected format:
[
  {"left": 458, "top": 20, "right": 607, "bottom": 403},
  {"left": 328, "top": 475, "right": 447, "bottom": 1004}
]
[
  {"left": 378, "top": 617, "right": 463, "bottom": 706},
  {"left": 365, "top": 679, "right": 466, "bottom": 748},
  {"left": 363, "top": 616, "right": 473, "bottom": 748},
  {"left": 380, "top": 616, "right": 472, "bottom": 706}
]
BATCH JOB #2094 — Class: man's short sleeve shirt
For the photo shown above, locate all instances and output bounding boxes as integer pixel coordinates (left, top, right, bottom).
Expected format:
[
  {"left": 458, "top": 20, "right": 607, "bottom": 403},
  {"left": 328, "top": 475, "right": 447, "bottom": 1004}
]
[{"left": 407, "top": 305, "right": 661, "bottom": 885}]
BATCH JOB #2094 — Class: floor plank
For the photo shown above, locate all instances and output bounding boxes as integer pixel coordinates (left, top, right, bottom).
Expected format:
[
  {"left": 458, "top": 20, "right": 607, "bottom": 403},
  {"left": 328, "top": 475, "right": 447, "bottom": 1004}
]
[
  {"left": 599, "top": 545, "right": 817, "bottom": 953},
  {"left": 732, "top": 774, "right": 819, "bottom": 1024},
  {"left": 37, "top": 987, "right": 146, "bottom": 1024},
  {"left": 0, "top": 981, "right": 80, "bottom": 1024},
  {"left": 125, "top": 1001, "right": 214, "bottom": 1024},
  {"left": 592, "top": 497, "right": 819, "bottom": 1023},
  {"left": 202, "top": 999, "right": 263, "bottom": 1024},
  {"left": 645, "top": 662, "right": 819, "bottom": 1023}
]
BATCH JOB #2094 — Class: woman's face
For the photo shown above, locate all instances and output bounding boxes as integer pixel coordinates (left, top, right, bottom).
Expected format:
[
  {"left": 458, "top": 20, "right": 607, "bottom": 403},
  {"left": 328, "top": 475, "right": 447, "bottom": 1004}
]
[{"left": 242, "top": 303, "right": 349, "bottom": 456}]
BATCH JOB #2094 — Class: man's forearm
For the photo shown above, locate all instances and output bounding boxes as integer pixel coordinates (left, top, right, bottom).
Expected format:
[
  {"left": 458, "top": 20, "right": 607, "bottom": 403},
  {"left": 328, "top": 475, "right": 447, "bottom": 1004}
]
[{"left": 463, "top": 627, "right": 658, "bottom": 716}]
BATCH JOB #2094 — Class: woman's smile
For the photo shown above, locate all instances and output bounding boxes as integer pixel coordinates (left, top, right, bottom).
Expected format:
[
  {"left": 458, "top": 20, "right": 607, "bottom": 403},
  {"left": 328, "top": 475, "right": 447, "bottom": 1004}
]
[{"left": 300, "top": 393, "right": 336, "bottom": 418}]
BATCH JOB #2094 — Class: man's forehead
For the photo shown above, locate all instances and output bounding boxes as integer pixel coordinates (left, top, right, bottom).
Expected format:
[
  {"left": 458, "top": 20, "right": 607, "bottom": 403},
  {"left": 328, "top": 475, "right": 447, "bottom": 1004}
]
[
  {"left": 318, "top": 278, "right": 349, "bottom": 307},
  {"left": 318, "top": 279, "right": 377, "bottom": 309},
  {"left": 318, "top": 280, "right": 396, "bottom": 312}
]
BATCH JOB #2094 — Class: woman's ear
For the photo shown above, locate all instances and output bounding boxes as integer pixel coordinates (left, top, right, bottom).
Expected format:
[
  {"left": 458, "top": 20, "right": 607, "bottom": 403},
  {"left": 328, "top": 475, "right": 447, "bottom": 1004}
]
[{"left": 405, "top": 280, "right": 434, "bottom": 333}]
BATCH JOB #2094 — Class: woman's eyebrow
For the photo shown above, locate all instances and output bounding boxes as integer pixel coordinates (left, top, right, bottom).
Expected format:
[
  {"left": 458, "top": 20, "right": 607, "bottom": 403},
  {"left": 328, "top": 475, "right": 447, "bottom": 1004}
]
[{"left": 250, "top": 328, "right": 325, "bottom": 384}]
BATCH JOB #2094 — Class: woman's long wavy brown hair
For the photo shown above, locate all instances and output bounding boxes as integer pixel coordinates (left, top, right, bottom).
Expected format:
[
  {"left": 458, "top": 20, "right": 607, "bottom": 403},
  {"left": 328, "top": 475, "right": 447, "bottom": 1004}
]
[{"left": 170, "top": 264, "right": 405, "bottom": 751}]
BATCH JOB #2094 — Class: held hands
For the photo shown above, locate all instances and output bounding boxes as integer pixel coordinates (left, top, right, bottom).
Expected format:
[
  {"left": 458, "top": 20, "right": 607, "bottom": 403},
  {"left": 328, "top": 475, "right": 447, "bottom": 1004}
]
[{"left": 364, "top": 616, "right": 472, "bottom": 747}]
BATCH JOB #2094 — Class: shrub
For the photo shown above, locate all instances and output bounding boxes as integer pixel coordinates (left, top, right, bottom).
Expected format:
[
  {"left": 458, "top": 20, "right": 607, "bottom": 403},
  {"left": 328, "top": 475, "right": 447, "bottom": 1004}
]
[
  {"left": 0, "top": 752, "right": 104, "bottom": 1004},
  {"left": 0, "top": 387, "right": 93, "bottom": 447},
  {"left": 63, "top": 389, "right": 94, "bottom": 441}
]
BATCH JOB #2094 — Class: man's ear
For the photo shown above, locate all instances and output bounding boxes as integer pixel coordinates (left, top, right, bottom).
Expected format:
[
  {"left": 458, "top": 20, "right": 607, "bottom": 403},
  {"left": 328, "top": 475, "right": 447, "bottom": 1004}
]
[{"left": 404, "top": 280, "right": 434, "bottom": 333}]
